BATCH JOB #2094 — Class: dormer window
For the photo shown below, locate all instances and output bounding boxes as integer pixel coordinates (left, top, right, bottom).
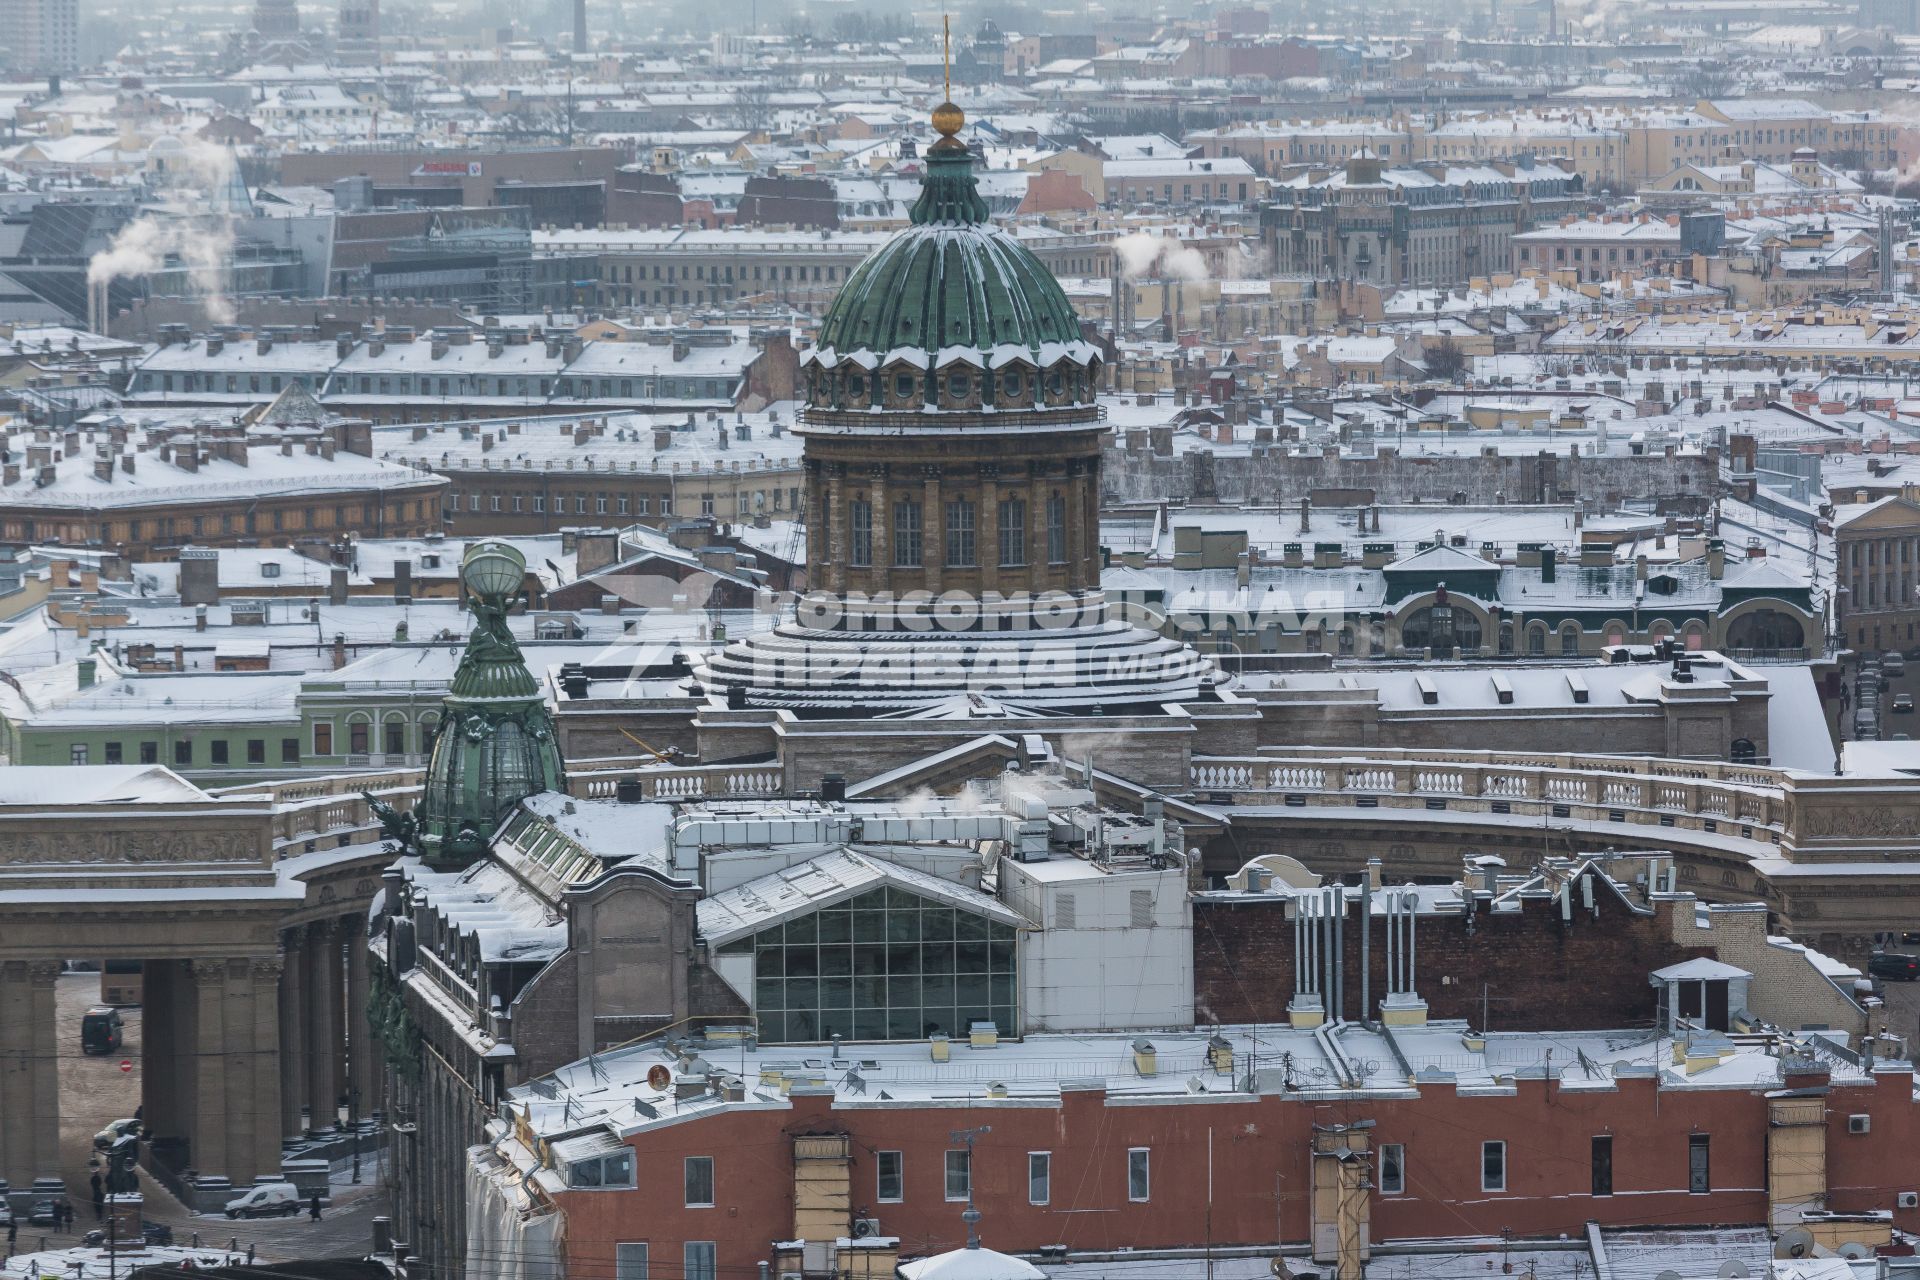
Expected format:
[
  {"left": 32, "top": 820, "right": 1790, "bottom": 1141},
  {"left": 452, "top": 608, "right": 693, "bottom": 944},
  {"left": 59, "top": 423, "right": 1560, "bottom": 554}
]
[
  {"left": 262, "top": 562, "right": 281, "bottom": 579},
  {"left": 946, "top": 372, "right": 972, "bottom": 400},
  {"left": 1002, "top": 371, "right": 1025, "bottom": 400}
]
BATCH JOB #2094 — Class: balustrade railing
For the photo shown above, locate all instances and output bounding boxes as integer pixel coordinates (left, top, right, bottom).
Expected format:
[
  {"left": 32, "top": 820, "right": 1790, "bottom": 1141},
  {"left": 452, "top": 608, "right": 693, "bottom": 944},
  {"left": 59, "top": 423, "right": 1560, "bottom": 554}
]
[
  {"left": 1188, "top": 749, "right": 1786, "bottom": 839},
  {"left": 570, "top": 763, "right": 785, "bottom": 801}
]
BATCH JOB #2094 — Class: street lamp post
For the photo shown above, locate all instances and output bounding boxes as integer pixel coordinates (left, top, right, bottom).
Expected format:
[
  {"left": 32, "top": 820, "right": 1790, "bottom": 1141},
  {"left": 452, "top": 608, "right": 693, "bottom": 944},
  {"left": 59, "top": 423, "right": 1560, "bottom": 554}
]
[{"left": 351, "top": 1086, "right": 362, "bottom": 1184}]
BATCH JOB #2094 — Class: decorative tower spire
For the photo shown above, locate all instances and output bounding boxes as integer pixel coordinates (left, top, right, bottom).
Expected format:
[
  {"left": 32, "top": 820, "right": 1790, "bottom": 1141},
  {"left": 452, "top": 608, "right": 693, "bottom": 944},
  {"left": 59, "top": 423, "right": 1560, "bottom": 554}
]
[{"left": 415, "top": 541, "right": 565, "bottom": 867}]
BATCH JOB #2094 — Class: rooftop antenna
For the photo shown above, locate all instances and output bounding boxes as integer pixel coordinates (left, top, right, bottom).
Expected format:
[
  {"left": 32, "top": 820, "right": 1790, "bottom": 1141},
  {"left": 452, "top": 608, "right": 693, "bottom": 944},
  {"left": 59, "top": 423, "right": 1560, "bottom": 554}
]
[{"left": 949, "top": 1124, "right": 990, "bottom": 1247}]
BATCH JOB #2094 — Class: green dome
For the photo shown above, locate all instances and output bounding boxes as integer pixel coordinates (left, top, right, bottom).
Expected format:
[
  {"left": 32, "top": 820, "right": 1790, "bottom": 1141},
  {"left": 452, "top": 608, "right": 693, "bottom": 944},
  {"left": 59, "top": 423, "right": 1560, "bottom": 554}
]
[{"left": 814, "top": 140, "right": 1084, "bottom": 358}]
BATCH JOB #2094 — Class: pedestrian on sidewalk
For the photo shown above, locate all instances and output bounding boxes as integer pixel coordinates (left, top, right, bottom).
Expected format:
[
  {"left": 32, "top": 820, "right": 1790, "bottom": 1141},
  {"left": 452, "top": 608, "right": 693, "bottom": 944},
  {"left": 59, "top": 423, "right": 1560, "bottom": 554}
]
[
  {"left": 7, "top": 1216, "right": 18, "bottom": 1255},
  {"left": 308, "top": 1192, "right": 322, "bottom": 1222},
  {"left": 89, "top": 1173, "right": 103, "bottom": 1222}
]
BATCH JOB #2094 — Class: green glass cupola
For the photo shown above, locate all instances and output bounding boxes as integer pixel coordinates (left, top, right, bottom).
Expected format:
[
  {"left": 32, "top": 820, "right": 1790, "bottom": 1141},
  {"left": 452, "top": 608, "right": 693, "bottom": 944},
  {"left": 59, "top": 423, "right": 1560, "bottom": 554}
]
[
  {"left": 415, "top": 540, "right": 565, "bottom": 868},
  {"left": 811, "top": 101, "right": 1084, "bottom": 359}
]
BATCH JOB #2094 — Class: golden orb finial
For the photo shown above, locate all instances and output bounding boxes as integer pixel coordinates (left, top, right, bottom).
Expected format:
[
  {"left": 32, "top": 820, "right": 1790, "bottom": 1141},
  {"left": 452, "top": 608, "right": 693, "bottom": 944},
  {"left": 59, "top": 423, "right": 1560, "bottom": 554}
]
[{"left": 932, "top": 100, "right": 964, "bottom": 138}]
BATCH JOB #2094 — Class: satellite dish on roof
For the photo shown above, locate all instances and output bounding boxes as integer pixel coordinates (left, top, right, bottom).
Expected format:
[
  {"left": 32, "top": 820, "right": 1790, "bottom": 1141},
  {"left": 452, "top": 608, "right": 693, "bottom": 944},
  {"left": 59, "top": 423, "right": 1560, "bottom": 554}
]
[
  {"left": 1656, "top": 1271, "right": 1683, "bottom": 1280},
  {"left": 1837, "top": 1243, "right": 1873, "bottom": 1260},
  {"left": 1718, "top": 1262, "right": 1751, "bottom": 1278},
  {"left": 1777, "top": 1226, "right": 1816, "bottom": 1259},
  {"left": 646, "top": 1064, "right": 671, "bottom": 1091}
]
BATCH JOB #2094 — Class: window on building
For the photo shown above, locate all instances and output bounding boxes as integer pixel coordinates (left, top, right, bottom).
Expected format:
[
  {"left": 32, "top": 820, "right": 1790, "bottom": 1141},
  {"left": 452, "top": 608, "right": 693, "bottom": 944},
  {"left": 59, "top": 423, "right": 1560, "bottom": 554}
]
[
  {"left": 1047, "top": 495, "right": 1067, "bottom": 564},
  {"left": 946, "top": 498, "right": 976, "bottom": 566},
  {"left": 174, "top": 741, "right": 192, "bottom": 766},
  {"left": 876, "top": 1151, "right": 903, "bottom": 1203},
  {"left": 1028, "top": 1152, "right": 1051, "bottom": 1205},
  {"left": 281, "top": 738, "right": 299, "bottom": 764},
  {"left": 104, "top": 741, "right": 123, "bottom": 764},
  {"left": 1378, "top": 1144, "right": 1405, "bottom": 1195},
  {"left": 350, "top": 721, "right": 369, "bottom": 754},
  {"left": 614, "top": 1245, "right": 647, "bottom": 1280},
  {"left": 1481, "top": 1141, "right": 1506, "bottom": 1193},
  {"left": 684, "top": 1243, "right": 716, "bottom": 1280},
  {"left": 314, "top": 723, "right": 332, "bottom": 756},
  {"left": 998, "top": 498, "right": 1026, "bottom": 567},
  {"left": 70, "top": 744, "right": 89, "bottom": 765},
  {"left": 684, "top": 1156, "right": 715, "bottom": 1207},
  {"left": 735, "top": 888, "right": 1016, "bottom": 1042},
  {"left": 850, "top": 499, "right": 873, "bottom": 566},
  {"left": 893, "top": 499, "right": 923, "bottom": 567},
  {"left": 945, "top": 1150, "right": 971, "bottom": 1202},
  {"left": 1688, "top": 1135, "right": 1710, "bottom": 1194},
  {"left": 211, "top": 741, "right": 229, "bottom": 765},
  {"left": 571, "top": 1151, "right": 634, "bottom": 1188},
  {"left": 1128, "top": 1148, "right": 1150, "bottom": 1202},
  {"left": 1592, "top": 1136, "right": 1613, "bottom": 1197},
  {"left": 385, "top": 721, "right": 404, "bottom": 755},
  {"left": 246, "top": 739, "right": 265, "bottom": 764}
]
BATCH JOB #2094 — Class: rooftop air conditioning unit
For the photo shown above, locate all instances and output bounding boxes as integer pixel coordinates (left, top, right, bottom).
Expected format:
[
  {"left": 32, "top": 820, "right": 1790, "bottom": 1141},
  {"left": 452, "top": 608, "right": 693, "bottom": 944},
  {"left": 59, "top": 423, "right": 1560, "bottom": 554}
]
[
  {"left": 1899, "top": 1192, "right": 1918, "bottom": 1209},
  {"left": 851, "top": 1218, "right": 883, "bottom": 1239},
  {"left": 1848, "top": 1114, "right": 1871, "bottom": 1134}
]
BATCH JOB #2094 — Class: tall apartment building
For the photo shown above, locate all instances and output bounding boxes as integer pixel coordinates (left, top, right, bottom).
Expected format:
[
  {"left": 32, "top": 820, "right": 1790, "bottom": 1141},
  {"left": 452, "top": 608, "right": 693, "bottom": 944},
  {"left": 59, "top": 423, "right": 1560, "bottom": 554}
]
[{"left": 1, "top": 0, "right": 79, "bottom": 73}]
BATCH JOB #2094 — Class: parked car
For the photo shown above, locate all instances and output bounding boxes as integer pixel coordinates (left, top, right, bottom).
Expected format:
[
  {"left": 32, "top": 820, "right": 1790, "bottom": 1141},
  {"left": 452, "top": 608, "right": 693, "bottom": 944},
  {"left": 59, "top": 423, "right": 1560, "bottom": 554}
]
[
  {"left": 1886, "top": 651, "right": 1908, "bottom": 677},
  {"left": 224, "top": 1182, "right": 302, "bottom": 1219},
  {"left": 1868, "top": 952, "right": 1920, "bottom": 981},
  {"left": 142, "top": 1221, "right": 173, "bottom": 1246},
  {"left": 26, "top": 1200, "right": 60, "bottom": 1227},
  {"left": 80, "top": 1005, "right": 123, "bottom": 1055}
]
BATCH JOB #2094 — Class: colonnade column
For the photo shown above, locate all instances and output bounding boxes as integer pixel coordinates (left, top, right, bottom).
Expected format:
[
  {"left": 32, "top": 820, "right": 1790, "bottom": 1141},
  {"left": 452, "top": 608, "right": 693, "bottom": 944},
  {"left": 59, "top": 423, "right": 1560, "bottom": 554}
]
[
  {"left": 188, "top": 958, "right": 230, "bottom": 1177},
  {"left": 345, "top": 915, "right": 379, "bottom": 1117},
  {"left": 826, "top": 463, "right": 847, "bottom": 593},
  {"left": 921, "top": 467, "right": 943, "bottom": 595},
  {"left": 141, "top": 960, "right": 178, "bottom": 1152},
  {"left": 870, "top": 465, "right": 890, "bottom": 598},
  {"left": 305, "top": 919, "right": 341, "bottom": 1134},
  {"left": 247, "top": 956, "right": 284, "bottom": 1181},
  {"left": 1026, "top": 468, "right": 1048, "bottom": 596},
  {"left": 0, "top": 960, "right": 62, "bottom": 1189},
  {"left": 180, "top": 955, "right": 282, "bottom": 1186},
  {"left": 279, "top": 929, "right": 307, "bottom": 1140},
  {"left": 979, "top": 469, "right": 1000, "bottom": 601}
]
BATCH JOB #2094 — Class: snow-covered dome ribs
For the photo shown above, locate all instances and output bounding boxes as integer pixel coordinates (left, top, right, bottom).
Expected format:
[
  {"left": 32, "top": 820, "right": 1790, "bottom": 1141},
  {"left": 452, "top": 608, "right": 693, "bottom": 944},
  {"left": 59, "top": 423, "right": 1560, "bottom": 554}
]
[{"left": 799, "top": 101, "right": 1102, "bottom": 421}]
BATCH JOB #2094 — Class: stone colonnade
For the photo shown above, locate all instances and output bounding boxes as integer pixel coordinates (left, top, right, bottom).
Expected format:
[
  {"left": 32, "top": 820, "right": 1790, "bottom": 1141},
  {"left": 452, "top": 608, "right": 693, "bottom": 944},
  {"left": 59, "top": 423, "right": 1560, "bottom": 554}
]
[{"left": 0, "top": 911, "right": 383, "bottom": 1194}]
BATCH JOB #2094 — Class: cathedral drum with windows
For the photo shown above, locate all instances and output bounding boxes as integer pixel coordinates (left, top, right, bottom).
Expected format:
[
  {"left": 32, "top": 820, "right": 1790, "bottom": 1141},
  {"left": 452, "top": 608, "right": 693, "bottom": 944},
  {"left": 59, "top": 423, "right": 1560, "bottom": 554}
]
[{"left": 696, "top": 103, "right": 1215, "bottom": 717}]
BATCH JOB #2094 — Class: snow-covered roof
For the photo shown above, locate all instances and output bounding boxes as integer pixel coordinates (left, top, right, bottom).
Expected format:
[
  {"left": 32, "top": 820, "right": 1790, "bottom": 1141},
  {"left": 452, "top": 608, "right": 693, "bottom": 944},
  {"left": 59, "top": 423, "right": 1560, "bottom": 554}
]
[
  {"left": 899, "top": 1248, "right": 1046, "bottom": 1280},
  {"left": 0, "top": 764, "right": 208, "bottom": 805},
  {"left": 1651, "top": 958, "right": 1752, "bottom": 982},
  {"left": 697, "top": 848, "right": 1021, "bottom": 947}
]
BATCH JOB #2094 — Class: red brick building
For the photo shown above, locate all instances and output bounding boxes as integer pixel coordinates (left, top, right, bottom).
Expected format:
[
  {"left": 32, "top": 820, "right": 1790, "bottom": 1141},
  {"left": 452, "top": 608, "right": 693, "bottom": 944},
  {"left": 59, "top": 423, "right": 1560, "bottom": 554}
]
[{"left": 491, "top": 1026, "right": 1917, "bottom": 1280}]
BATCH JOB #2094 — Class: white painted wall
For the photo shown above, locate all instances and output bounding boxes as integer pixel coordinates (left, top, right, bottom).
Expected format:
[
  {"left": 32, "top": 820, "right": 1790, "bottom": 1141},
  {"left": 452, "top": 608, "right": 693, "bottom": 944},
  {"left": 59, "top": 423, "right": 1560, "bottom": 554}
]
[{"left": 1003, "top": 856, "right": 1193, "bottom": 1034}]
